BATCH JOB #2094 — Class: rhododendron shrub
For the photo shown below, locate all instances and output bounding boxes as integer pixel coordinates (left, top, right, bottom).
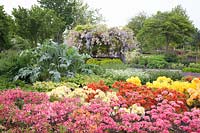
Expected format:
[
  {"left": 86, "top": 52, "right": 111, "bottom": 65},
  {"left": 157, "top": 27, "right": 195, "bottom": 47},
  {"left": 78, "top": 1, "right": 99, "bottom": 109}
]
[
  {"left": 0, "top": 89, "right": 80, "bottom": 132},
  {"left": 112, "top": 81, "right": 188, "bottom": 111},
  {"left": 87, "top": 80, "right": 110, "bottom": 92}
]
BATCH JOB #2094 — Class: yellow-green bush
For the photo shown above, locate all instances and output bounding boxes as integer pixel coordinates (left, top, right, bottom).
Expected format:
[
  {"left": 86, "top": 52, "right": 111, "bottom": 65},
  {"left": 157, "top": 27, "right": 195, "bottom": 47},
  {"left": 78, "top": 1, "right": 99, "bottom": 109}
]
[
  {"left": 33, "top": 81, "right": 79, "bottom": 92},
  {"left": 86, "top": 58, "right": 123, "bottom": 66}
]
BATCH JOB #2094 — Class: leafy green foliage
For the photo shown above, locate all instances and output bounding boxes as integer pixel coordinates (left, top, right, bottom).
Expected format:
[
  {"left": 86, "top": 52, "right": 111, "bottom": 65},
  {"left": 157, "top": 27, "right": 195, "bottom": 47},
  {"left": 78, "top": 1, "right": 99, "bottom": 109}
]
[
  {"left": 182, "top": 63, "right": 200, "bottom": 73},
  {"left": 10, "top": 35, "right": 32, "bottom": 50},
  {"left": 137, "top": 5, "right": 195, "bottom": 53},
  {"left": 38, "top": 0, "right": 103, "bottom": 29},
  {"left": 164, "top": 53, "right": 178, "bottom": 63},
  {"left": 183, "top": 67, "right": 200, "bottom": 73},
  {"left": 0, "top": 6, "right": 13, "bottom": 51},
  {"left": 0, "top": 75, "right": 33, "bottom": 91},
  {"left": 132, "top": 55, "right": 169, "bottom": 69},
  {"left": 147, "top": 70, "right": 183, "bottom": 82},
  {"left": 86, "top": 58, "right": 123, "bottom": 65},
  {"left": 14, "top": 41, "right": 91, "bottom": 83},
  {"left": 12, "top": 6, "right": 65, "bottom": 46},
  {"left": 62, "top": 74, "right": 115, "bottom": 87},
  {"left": 102, "top": 68, "right": 183, "bottom": 84},
  {"left": 86, "top": 58, "right": 128, "bottom": 69},
  {"left": 0, "top": 50, "right": 31, "bottom": 76},
  {"left": 127, "top": 12, "right": 147, "bottom": 35}
]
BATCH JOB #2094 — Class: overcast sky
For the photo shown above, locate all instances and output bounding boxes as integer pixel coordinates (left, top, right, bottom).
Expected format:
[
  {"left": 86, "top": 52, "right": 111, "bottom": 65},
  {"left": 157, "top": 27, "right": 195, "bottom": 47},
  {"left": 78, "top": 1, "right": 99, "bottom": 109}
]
[{"left": 0, "top": 0, "right": 200, "bottom": 28}]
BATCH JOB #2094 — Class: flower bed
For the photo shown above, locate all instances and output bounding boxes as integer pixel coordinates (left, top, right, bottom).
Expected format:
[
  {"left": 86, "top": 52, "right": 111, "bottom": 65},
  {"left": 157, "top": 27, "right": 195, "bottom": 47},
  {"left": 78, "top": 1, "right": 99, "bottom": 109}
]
[{"left": 0, "top": 76, "right": 200, "bottom": 132}]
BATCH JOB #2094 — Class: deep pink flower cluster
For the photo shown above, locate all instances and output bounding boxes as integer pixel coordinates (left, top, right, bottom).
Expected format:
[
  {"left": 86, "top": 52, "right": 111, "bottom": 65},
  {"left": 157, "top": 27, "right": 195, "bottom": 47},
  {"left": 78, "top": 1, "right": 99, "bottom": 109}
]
[
  {"left": 0, "top": 88, "right": 49, "bottom": 105},
  {"left": 0, "top": 89, "right": 200, "bottom": 133}
]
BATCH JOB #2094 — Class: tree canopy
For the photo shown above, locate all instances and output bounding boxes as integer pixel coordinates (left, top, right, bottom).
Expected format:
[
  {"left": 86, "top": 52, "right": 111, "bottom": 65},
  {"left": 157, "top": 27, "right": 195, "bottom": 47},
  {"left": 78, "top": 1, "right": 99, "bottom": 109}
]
[
  {"left": 12, "top": 6, "right": 65, "bottom": 47},
  {"left": 127, "top": 12, "right": 147, "bottom": 35},
  {"left": 137, "top": 5, "right": 195, "bottom": 53},
  {"left": 38, "top": 0, "right": 103, "bottom": 29},
  {"left": 0, "top": 6, "right": 13, "bottom": 51}
]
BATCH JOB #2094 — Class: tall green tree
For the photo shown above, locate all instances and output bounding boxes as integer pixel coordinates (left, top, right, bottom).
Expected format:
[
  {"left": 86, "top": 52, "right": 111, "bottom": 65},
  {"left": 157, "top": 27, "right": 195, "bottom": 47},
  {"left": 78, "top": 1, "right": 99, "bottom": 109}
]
[
  {"left": 38, "top": 0, "right": 102, "bottom": 29},
  {"left": 12, "top": 6, "right": 65, "bottom": 47},
  {"left": 137, "top": 6, "right": 195, "bottom": 53},
  {"left": 127, "top": 12, "right": 147, "bottom": 35},
  {"left": 191, "top": 29, "right": 200, "bottom": 50},
  {"left": 0, "top": 6, "right": 13, "bottom": 51}
]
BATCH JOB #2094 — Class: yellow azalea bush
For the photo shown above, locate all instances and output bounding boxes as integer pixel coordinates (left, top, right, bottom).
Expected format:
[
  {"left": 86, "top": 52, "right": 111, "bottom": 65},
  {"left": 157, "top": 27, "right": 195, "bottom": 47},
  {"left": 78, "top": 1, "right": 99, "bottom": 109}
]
[
  {"left": 47, "top": 86, "right": 118, "bottom": 104},
  {"left": 145, "top": 76, "right": 200, "bottom": 107},
  {"left": 126, "top": 76, "right": 142, "bottom": 86},
  {"left": 186, "top": 78, "right": 200, "bottom": 107},
  {"left": 146, "top": 76, "right": 200, "bottom": 93},
  {"left": 186, "top": 88, "right": 200, "bottom": 107}
]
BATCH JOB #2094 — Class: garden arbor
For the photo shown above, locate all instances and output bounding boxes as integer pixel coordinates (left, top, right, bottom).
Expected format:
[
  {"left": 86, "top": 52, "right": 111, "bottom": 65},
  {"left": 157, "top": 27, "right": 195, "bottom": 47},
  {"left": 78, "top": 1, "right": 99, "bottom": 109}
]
[{"left": 66, "top": 25, "right": 138, "bottom": 62}]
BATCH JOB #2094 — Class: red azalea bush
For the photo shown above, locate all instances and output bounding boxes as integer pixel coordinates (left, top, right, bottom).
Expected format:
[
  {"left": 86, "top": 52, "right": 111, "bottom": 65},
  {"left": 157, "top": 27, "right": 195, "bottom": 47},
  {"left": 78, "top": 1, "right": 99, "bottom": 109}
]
[
  {"left": 87, "top": 80, "right": 110, "bottom": 92},
  {"left": 112, "top": 81, "right": 188, "bottom": 111},
  {"left": 154, "top": 89, "right": 188, "bottom": 112},
  {"left": 86, "top": 80, "right": 110, "bottom": 102},
  {"left": 112, "top": 81, "right": 156, "bottom": 109}
]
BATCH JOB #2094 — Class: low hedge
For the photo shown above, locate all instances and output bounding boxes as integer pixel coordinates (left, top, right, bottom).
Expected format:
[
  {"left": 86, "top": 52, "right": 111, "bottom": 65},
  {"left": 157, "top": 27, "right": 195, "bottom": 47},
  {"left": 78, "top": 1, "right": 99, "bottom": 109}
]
[{"left": 182, "top": 67, "right": 200, "bottom": 73}]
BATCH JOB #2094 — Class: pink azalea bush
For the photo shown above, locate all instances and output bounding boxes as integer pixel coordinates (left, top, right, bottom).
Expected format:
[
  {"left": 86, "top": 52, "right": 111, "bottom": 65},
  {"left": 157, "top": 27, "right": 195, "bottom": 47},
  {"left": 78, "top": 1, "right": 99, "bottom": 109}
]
[{"left": 0, "top": 89, "right": 200, "bottom": 132}]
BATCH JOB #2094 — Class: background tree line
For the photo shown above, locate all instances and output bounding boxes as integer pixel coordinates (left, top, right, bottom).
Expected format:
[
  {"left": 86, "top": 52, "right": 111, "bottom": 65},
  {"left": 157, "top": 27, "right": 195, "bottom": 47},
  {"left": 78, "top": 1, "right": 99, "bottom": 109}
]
[
  {"left": 127, "top": 5, "right": 200, "bottom": 54},
  {"left": 0, "top": 1, "right": 200, "bottom": 55},
  {"left": 0, "top": 0, "right": 103, "bottom": 51}
]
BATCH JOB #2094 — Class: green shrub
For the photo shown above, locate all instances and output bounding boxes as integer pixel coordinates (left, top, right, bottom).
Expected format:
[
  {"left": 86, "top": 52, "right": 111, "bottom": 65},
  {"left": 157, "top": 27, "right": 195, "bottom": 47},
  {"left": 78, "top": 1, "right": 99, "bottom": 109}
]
[
  {"left": 86, "top": 58, "right": 127, "bottom": 69},
  {"left": 169, "top": 63, "right": 185, "bottom": 69},
  {"left": 62, "top": 74, "right": 115, "bottom": 87},
  {"left": 146, "top": 60, "right": 168, "bottom": 69},
  {"left": 188, "top": 63, "right": 200, "bottom": 68},
  {"left": 86, "top": 58, "right": 123, "bottom": 65},
  {"left": 0, "top": 50, "right": 31, "bottom": 76},
  {"left": 182, "top": 63, "right": 200, "bottom": 73},
  {"left": 182, "top": 67, "right": 200, "bottom": 73},
  {"left": 103, "top": 68, "right": 149, "bottom": 82},
  {"left": 103, "top": 68, "right": 183, "bottom": 84},
  {"left": 147, "top": 70, "right": 183, "bottom": 82},
  {"left": 134, "top": 55, "right": 169, "bottom": 69},
  {"left": 138, "top": 57, "right": 147, "bottom": 66},
  {"left": 14, "top": 41, "right": 91, "bottom": 83},
  {"left": 0, "top": 75, "right": 33, "bottom": 91},
  {"left": 164, "top": 53, "right": 178, "bottom": 62}
]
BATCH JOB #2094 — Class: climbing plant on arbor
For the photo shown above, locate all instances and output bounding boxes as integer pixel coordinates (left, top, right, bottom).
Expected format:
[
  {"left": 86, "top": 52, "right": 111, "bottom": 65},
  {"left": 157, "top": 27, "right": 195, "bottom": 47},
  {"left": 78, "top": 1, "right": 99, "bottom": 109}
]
[{"left": 66, "top": 25, "right": 138, "bottom": 62}]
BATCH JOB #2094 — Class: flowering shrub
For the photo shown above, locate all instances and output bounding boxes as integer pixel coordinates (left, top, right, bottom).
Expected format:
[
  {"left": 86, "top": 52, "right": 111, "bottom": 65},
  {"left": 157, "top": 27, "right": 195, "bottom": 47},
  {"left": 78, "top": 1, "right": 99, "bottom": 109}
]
[
  {"left": 112, "top": 81, "right": 188, "bottom": 111},
  {"left": 87, "top": 80, "right": 110, "bottom": 92},
  {"left": 33, "top": 81, "right": 78, "bottom": 92},
  {"left": 0, "top": 88, "right": 49, "bottom": 106},
  {"left": 146, "top": 76, "right": 200, "bottom": 93},
  {"left": 154, "top": 89, "right": 188, "bottom": 112},
  {"left": 47, "top": 86, "right": 118, "bottom": 103},
  {"left": 113, "top": 81, "right": 156, "bottom": 109},
  {"left": 0, "top": 89, "right": 200, "bottom": 132},
  {"left": 187, "top": 87, "right": 200, "bottom": 107},
  {"left": 66, "top": 25, "right": 138, "bottom": 59},
  {"left": 126, "top": 76, "right": 142, "bottom": 86},
  {"left": 145, "top": 76, "right": 200, "bottom": 107}
]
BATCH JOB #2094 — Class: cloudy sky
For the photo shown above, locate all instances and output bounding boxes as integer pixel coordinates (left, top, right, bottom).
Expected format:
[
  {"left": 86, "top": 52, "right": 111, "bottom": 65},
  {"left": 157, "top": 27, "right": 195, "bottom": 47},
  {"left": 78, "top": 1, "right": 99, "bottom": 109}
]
[{"left": 0, "top": 0, "right": 200, "bottom": 28}]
